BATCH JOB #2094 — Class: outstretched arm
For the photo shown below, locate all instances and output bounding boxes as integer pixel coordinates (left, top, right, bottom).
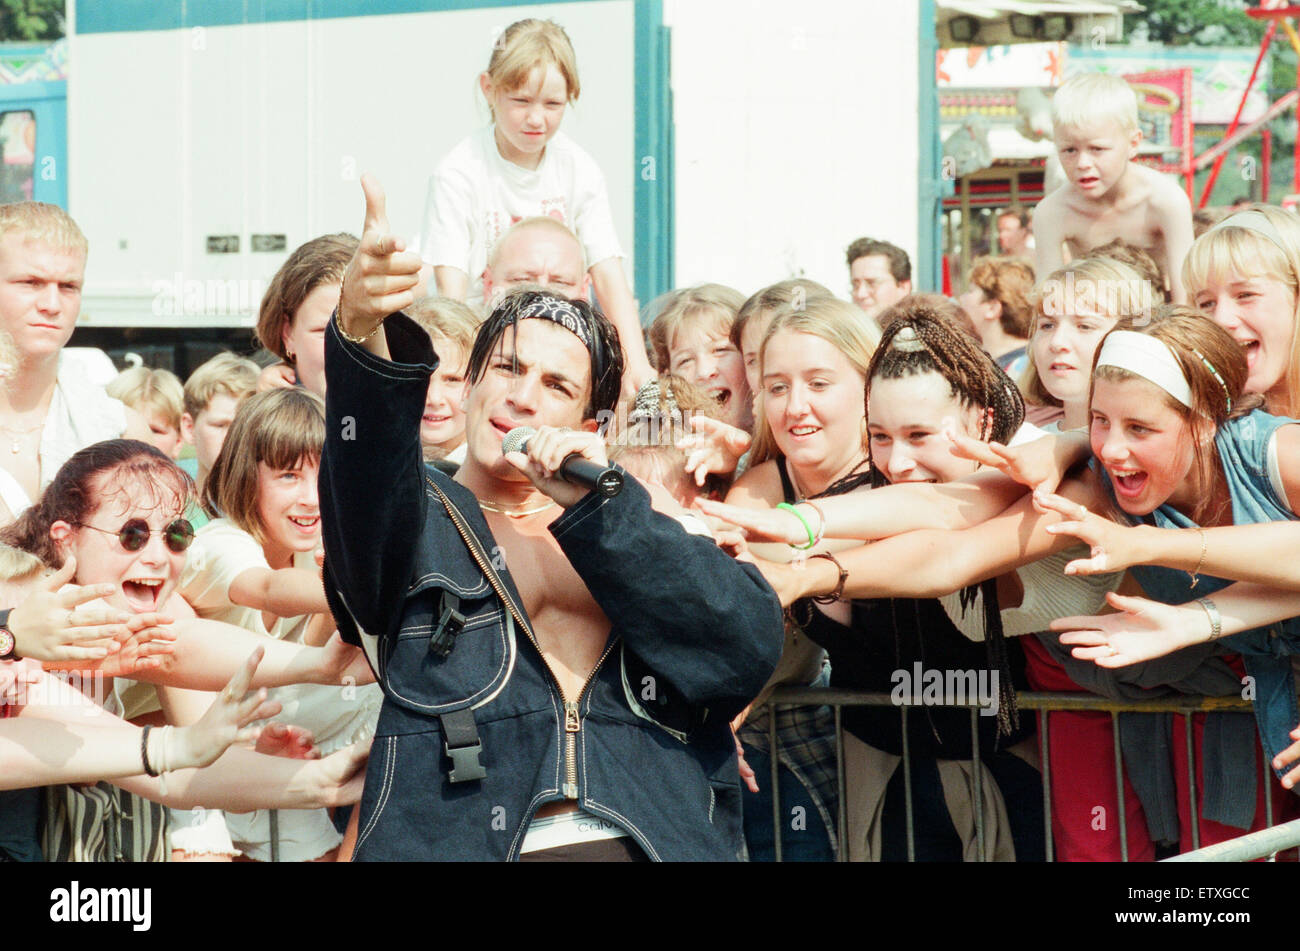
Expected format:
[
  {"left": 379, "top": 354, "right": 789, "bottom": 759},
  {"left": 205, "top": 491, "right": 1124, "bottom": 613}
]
[
  {"left": 322, "top": 173, "right": 438, "bottom": 644},
  {"left": 136, "top": 621, "right": 370, "bottom": 691},
  {"left": 1053, "top": 583, "right": 1300, "bottom": 668},
  {"left": 228, "top": 565, "right": 332, "bottom": 622},
  {"left": 589, "top": 258, "right": 653, "bottom": 397},
  {"left": 746, "top": 472, "right": 1099, "bottom": 607},
  {"left": 2, "top": 648, "right": 276, "bottom": 790},
  {"left": 15, "top": 669, "right": 367, "bottom": 810},
  {"left": 698, "top": 468, "right": 1032, "bottom": 546},
  {"left": 792, "top": 478, "right": 1096, "bottom": 603},
  {"left": 1039, "top": 492, "right": 1300, "bottom": 586}
]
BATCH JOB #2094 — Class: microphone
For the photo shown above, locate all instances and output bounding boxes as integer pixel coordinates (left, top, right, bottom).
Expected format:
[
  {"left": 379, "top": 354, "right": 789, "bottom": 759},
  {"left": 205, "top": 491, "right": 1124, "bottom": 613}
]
[{"left": 502, "top": 426, "right": 624, "bottom": 498}]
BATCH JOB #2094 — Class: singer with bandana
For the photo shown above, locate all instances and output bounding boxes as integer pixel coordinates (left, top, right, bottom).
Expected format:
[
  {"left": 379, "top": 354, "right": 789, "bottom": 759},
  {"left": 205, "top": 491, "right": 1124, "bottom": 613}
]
[{"left": 318, "top": 176, "right": 782, "bottom": 861}]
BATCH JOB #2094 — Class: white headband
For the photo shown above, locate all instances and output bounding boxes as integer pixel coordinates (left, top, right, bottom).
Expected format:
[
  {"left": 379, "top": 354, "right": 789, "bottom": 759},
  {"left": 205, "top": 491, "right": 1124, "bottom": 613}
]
[
  {"left": 1095, "top": 331, "right": 1192, "bottom": 408},
  {"left": 1205, "top": 209, "right": 1289, "bottom": 254}
]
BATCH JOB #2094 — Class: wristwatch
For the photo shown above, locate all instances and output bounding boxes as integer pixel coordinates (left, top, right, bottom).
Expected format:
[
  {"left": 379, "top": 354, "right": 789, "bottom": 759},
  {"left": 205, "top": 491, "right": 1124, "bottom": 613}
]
[{"left": 0, "top": 609, "right": 15, "bottom": 661}]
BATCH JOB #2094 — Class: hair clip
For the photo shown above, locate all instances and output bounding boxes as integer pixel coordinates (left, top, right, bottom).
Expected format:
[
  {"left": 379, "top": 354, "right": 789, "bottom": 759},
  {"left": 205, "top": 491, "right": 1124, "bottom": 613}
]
[
  {"left": 1192, "top": 348, "right": 1232, "bottom": 412},
  {"left": 890, "top": 325, "right": 926, "bottom": 353}
]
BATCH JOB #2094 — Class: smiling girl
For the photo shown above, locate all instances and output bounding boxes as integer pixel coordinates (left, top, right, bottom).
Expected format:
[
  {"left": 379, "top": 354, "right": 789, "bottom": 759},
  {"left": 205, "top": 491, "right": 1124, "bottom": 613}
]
[
  {"left": 0, "top": 438, "right": 372, "bottom": 857},
  {"left": 722, "top": 294, "right": 878, "bottom": 861},
  {"left": 181, "top": 387, "right": 381, "bottom": 861},
  {"left": 650, "top": 284, "right": 752, "bottom": 434},
  {"left": 1186, "top": 205, "right": 1300, "bottom": 416}
]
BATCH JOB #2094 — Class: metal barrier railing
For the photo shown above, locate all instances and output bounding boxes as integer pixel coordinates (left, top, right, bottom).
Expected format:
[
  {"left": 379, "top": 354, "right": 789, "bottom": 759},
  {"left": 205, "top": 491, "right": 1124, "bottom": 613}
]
[
  {"left": 760, "top": 687, "right": 1290, "bottom": 863},
  {"left": 1165, "top": 817, "right": 1300, "bottom": 862}
]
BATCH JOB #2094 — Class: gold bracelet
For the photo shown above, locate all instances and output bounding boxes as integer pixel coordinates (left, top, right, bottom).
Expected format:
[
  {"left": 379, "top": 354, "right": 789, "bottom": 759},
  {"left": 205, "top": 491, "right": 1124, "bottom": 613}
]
[
  {"left": 334, "top": 278, "right": 385, "bottom": 345},
  {"left": 1189, "top": 526, "right": 1207, "bottom": 590}
]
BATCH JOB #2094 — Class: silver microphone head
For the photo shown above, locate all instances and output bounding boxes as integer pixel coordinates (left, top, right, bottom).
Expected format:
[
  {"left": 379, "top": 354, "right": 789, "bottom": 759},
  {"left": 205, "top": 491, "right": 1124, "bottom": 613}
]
[{"left": 501, "top": 426, "right": 536, "bottom": 456}]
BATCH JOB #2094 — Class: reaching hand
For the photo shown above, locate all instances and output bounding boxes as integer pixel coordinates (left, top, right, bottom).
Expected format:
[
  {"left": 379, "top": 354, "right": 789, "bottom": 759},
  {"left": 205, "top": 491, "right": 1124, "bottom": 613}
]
[
  {"left": 693, "top": 498, "right": 811, "bottom": 547},
  {"left": 711, "top": 527, "right": 752, "bottom": 562},
  {"left": 172, "top": 648, "right": 282, "bottom": 769},
  {"left": 750, "top": 555, "right": 818, "bottom": 608},
  {"left": 311, "top": 740, "right": 371, "bottom": 807},
  {"left": 337, "top": 174, "right": 423, "bottom": 340},
  {"left": 254, "top": 722, "right": 319, "bottom": 760},
  {"left": 256, "top": 362, "right": 297, "bottom": 393},
  {"left": 679, "top": 415, "right": 752, "bottom": 486},
  {"left": 1050, "top": 591, "right": 1210, "bottom": 667},
  {"left": 1037, "top": 490, "right": 1143, "bottom": 574},
  {"left": 7, "top": 557, "right": 164, "bottom": 664},
  {"left": 1272, "top": 724, "right": 1300, "bottom": 789},
  {"left": 946, "top": 429, "right": 1063, "bottom": 494},
  {"left": 314, "top": 631, "right": 375, "bottom": 686},
  {"left": 731, "top": 723, "right": 759, "bottom": 794}
]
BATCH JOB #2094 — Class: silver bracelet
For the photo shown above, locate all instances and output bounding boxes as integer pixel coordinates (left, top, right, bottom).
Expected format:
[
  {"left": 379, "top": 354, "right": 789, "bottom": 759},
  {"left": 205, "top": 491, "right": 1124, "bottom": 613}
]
[{"left": 1195, "top": 596, "right": 1222, "bottom": 641}]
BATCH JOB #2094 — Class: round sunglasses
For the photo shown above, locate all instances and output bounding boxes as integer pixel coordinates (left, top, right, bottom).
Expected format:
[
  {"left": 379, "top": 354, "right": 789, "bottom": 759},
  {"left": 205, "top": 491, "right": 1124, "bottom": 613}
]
[{"left": 73, "top": 518, "right": 195, "bottom": 554}]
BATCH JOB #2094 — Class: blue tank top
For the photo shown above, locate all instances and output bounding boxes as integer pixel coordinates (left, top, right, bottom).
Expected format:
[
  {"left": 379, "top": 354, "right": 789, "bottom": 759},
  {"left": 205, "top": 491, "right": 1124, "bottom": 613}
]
[{"left": 1111, "top": 409, "right": 1300, "bottom": 772}]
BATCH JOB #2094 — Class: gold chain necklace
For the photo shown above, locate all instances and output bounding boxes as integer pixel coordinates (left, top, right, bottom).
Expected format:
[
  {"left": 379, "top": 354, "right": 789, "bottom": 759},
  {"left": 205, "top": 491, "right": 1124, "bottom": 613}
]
[
  {"left": 477, "top": 498, "right": 557, "bottom": 518},
  {"left": 0, "top": 419, "right": 43, "bottom": 454}
]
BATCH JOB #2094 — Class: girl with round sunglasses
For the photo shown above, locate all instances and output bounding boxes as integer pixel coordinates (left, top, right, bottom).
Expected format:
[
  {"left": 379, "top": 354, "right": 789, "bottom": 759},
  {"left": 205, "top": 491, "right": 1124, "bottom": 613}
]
[
  {"left": 179, "top": 387, "right": 381, "bottom": 862},
  {"left": 0, "top": 439, "right": 372, "bottom": 793}
]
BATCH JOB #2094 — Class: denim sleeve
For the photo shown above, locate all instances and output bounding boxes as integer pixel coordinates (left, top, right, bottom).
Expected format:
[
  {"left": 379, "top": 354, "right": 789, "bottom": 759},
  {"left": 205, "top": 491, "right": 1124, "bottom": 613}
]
[
  {"left": 320, "top": 313, "right": 438, "bottom": 642},
  {"left": 550, "top": 476, "right": 784, "bottom": 716}
]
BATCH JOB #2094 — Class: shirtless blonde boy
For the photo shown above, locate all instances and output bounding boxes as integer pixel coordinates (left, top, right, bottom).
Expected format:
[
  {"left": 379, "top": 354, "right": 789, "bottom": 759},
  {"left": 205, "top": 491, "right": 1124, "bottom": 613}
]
[{"left": 1034, "top": 72, "right": 1194, "bottom": 303}]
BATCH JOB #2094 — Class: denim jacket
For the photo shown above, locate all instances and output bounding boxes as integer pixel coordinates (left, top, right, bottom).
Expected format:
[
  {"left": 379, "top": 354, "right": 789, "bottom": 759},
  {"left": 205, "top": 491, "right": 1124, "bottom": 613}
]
[{"left": 319, "top": 314, "right": 783, "bottom": 861}]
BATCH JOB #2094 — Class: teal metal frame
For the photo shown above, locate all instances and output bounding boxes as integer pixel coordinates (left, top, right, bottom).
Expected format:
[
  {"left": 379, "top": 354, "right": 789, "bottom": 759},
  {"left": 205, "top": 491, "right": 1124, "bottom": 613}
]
[
  {"left": 0, "top": 80, "right": 67, "bottom": 208},
  {"left": 917, "top": 0, "right": 942, "bottom": 292}
]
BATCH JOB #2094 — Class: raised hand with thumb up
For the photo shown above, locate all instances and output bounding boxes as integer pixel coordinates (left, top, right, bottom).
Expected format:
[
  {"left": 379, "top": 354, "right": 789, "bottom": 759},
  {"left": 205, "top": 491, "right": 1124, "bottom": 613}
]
[{"left": 336, "top": 174, "right": 424, "bottom": 349}]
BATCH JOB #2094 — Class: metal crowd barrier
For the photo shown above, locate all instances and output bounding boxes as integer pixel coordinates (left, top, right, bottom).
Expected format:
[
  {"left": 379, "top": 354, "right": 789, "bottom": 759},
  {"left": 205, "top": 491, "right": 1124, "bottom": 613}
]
[
  {"left": 1165, "top": 817, "right": 1300, "bottom": 862},
  {"left": 761, "top": 686, "right": 1295, "bottom": 863}
]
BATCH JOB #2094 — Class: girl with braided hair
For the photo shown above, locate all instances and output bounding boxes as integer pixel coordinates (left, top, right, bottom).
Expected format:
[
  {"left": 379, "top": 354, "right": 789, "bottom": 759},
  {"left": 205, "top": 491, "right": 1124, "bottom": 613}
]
[
  {"left": 775, "top": 306, "right": 1049, "bottom": 861},
  {"left": 713, "top": 299, "right": 1298, "bottom": 859}
]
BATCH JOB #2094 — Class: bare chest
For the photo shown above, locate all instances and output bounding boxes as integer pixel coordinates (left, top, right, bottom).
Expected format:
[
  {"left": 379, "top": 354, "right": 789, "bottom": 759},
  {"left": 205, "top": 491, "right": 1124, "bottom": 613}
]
[
  {"left": 1064, "top": 201, "right": 1163, "bottom": 261},
  {"left": 488, "top": 515, "right": 612, "bottom": 701}
]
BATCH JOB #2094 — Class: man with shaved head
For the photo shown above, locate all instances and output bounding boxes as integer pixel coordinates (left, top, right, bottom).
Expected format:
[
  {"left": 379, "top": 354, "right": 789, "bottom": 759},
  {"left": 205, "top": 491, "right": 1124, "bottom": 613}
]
[{"left": 483, "top": 216, "right": 591, "bottom": 309}]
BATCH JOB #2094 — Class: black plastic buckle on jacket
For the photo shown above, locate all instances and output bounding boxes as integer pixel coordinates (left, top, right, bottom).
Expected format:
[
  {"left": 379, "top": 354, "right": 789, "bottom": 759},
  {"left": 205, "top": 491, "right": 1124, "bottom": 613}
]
[
  {"left": 428, "top": 592, "right": 465, "bottom": 658},
  {"left": 440, "top": 707, "right": 487, "bottom": 783}
]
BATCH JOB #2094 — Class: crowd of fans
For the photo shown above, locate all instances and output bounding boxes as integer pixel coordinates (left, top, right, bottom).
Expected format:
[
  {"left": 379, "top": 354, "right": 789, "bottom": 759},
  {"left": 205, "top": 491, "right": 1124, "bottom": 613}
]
[{"left": 5, "top": 20, "right": 1300, "bottom": 863}]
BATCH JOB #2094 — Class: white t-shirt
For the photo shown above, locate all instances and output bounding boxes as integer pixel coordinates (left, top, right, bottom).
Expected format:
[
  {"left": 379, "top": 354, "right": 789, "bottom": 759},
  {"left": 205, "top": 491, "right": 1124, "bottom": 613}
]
[
  {"left": 179, "top": 518, "right": 381, "bottom": 862},
  {"left": 419, "top": 126, "right": 625, "bottom": 303},
  {"left": 179, "top": 518, "right": 380, "bottom": 752},
  {"left": 36, "top": 350, "right": 128, "bottom": 495}
]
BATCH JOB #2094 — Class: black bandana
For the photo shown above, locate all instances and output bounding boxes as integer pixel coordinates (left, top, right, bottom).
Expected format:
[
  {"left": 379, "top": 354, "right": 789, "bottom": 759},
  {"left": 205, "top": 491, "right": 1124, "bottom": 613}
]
[{"left": 516, "top": 295, "right": 594, "bottom": 351}]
